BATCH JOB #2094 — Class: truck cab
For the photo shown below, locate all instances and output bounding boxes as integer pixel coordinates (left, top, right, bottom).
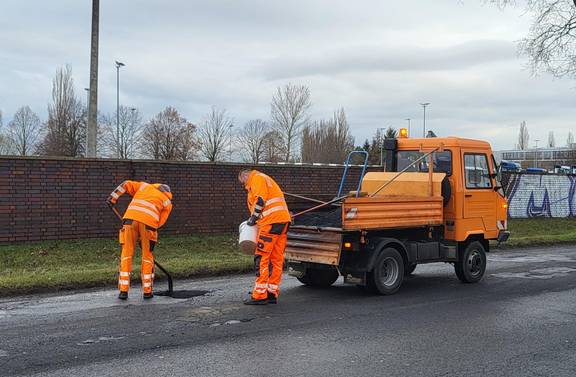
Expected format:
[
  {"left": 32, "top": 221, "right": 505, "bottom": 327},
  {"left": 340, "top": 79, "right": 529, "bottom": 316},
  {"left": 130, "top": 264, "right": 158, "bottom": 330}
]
[{"left": 285, "top": 134, "right": 509, "bottom": 295}]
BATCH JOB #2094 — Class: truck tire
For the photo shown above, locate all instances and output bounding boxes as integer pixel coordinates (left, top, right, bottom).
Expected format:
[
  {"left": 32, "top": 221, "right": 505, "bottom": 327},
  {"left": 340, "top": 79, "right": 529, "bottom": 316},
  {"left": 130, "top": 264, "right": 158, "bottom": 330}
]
[
  {"left": 367, "top": 248, "right": 404, "bottom": 295},
  {"left": 454, "top": 241, "right": 486, "bottom": 283},
  {"left": 405, "top": 263, "right": 417, "bottom": 276},
  {"left": 297, "top": 268, "right": 339, "bottom": 288}
]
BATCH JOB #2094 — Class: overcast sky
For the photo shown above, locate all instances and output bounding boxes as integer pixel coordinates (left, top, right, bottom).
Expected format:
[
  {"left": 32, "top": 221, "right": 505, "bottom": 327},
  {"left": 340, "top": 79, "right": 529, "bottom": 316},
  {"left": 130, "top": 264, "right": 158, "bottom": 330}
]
[{"left": 1, "top": 0, "right": 575, "bottom": 151}]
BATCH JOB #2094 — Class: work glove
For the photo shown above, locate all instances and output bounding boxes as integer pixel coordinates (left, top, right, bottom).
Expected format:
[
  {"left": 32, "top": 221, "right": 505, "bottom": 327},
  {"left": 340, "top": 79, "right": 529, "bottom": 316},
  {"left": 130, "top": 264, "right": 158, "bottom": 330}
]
[
  {"left": 246, "top": 215, "right": 258, "bottom": 226},
  {"left": 106, "top": 196, "right": 117, "bottom": 206}
]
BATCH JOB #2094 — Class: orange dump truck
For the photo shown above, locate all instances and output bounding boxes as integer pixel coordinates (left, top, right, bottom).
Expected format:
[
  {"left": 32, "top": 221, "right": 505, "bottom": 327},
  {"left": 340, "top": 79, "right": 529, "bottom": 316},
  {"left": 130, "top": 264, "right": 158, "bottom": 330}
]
[{"left": 286, "top": 133, "right": 509, "bottom": 295}]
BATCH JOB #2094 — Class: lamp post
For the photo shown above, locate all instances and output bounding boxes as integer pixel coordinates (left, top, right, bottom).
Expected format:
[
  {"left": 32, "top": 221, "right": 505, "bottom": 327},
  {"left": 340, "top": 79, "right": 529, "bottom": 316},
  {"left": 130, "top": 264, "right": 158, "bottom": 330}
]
[
  {"left": 405, "top": 118, "right": 411, "bottom": 135},
  {"left": 86, "top": 0, "right": 99, "bottom": 158},
  {"left": 115, "top": 61, "right": 125, "bottom": 158},
  {"left": 379, "top": 127, "right": 386, "bottom": 167},
  {"left": 534, "top": 139, "right": 540, "bottom": 168},
  {"left": 420, "top": 102, "right": 430, "bottom": 137}
]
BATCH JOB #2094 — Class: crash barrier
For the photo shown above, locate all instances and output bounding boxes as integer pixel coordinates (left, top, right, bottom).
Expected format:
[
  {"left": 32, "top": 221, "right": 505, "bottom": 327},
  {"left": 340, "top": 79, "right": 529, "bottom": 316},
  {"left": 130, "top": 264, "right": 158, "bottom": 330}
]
[
  {"left": 0, "top": 156, "right": 371, "bottom": 243},
  {"left": 504, "top": 173, "right": 576, "bottom": 218}
]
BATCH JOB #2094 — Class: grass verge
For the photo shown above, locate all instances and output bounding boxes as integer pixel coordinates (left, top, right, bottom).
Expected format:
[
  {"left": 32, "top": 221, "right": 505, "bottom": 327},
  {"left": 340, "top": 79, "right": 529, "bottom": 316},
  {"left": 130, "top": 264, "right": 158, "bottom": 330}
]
[
  {"left": 1, "top": 219, "right": 575, "bottom": 296},
  {"left": 0, "top": 234, "right": 252, "bottom": 297}
]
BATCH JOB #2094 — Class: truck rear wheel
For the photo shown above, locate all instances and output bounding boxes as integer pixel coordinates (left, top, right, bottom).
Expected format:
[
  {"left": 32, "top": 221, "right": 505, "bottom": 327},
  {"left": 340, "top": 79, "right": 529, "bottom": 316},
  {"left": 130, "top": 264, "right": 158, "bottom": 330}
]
[
  {"left": 367, "top": 248, "right": 404, "bottom": 295},
  {"left": 297, "top": 267, "right": 339, "bottom": 288},
  {"left": 454, "top": 241, "right": 486, "bottom": 283}
]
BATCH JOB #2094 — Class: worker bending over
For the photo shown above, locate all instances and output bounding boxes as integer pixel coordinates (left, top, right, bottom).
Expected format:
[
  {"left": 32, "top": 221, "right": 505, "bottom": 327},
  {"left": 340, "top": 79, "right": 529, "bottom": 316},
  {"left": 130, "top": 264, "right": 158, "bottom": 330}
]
[
  {"left": 106, "top": 181, "right": 173, "bottom": 300},
  {"left": 238, "top": 170, "right": 291, "bottom": 305}
]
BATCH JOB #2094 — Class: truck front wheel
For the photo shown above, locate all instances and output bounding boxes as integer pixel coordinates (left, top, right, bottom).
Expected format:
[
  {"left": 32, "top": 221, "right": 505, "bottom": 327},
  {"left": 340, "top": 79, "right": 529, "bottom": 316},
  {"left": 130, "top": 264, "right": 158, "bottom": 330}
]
[
  {"left": 454, "top": 241, "right": 486, "bottom": 283},
  {"left": 297, "top": 267, "right": 339, "bottom": 288},
  {"left": 367, "top": 248, "right": 404, "bottom": 295}
]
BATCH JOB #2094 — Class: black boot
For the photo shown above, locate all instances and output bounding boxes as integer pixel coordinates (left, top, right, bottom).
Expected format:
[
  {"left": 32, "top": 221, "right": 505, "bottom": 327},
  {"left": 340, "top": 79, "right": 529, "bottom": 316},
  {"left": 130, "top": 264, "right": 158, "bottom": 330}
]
[
  {"left": 118, "top": 291, "right": 128, "bottom": 300},
  {"left": 267, "top": 292, "right": 277, "bottom": 304},
  {"left": 243, "top": 297, "right": 268, "bottom": 305},
  {"left": 143, "top": 292, "right": 154, "bottom": 299}
]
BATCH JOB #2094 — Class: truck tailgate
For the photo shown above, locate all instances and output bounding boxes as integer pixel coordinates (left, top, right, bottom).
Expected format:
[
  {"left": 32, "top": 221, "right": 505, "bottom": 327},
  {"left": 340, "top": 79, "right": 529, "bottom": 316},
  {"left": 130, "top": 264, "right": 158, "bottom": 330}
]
[{"left": 285, "top": 226, "right": 343, "bottom": 266}]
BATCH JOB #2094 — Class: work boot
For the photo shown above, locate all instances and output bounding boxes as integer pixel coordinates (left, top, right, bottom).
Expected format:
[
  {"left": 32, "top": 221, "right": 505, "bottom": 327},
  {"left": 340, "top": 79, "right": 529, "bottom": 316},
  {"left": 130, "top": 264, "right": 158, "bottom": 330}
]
[
  {"left": 267, "top": 292, "right": 277, "bottom": 304},
  {"left": 243, "top": 297, "right": 268, "bottom": 305},
  {"left": 143, "top": 292, "right": 154, "bottom": 300},
  {"left": 118, "top": 291, "right": 128, "bottom": 300}
]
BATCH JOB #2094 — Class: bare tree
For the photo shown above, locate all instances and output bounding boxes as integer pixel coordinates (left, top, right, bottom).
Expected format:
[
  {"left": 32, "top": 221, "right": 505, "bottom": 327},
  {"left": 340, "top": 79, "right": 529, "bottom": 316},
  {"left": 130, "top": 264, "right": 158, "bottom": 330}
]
[
  {"left": 103, "top": 106, "right": 143, "bottom": 159},
  {"left": 301, "top": 108, "right": 354, "bottom": 163},
  {"left": 198, "top": 106, "right": 233, "bottom": 162},
  {"left": 517, "top": 121, "right": 530, "bottom": 150},
  {"left": 237, "top": 119, "right": 269, "bottom": 163},
  {"left": 0, "top": 111, "right": 8, "bottom": 155},
  {"left": 262, "top": 130, "right": 286, "bottom": 163},
  {"left": 38, "top": 66, "right": 86, "bottom": 157},
  {"left": 141, "top": 106, "right": 197, "bottom": 160},
  {"left": 547, "top": 130, "right": 556, "bottom": 148},
  {"left": 487, "top": 1, "right": 576, "bottom": 78},
  {"left": 568, "top": 131, "right": 575, "bottom": 146},
  {"left": 7, "top": 106, "right": 41, "bottom": 156},
  {"left": 271, "top": 83, "right": 311, "bottom": 162}
]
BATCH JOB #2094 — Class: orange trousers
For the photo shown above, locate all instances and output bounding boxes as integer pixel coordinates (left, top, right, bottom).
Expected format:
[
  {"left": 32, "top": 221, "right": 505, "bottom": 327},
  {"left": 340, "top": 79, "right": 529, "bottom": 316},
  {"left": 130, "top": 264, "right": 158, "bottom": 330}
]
[
  {"left": 118, "top": 220, "right": 157, "bottom": 294},
  {"left": 252, "top": 223, "right": 288, "bottom": 300}
]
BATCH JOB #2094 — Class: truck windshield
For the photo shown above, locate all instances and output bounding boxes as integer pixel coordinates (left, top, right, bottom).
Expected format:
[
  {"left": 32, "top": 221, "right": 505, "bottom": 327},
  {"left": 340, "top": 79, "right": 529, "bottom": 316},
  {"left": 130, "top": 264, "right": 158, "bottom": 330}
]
[{"left": 396, "top": 150, "right": 452, "bottom": 176}]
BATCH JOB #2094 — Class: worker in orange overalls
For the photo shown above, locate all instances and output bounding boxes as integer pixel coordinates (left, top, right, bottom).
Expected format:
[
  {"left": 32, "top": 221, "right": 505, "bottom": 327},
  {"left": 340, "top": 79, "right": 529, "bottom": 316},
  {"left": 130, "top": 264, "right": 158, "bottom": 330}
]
[
  {"left": 238, "top": 169, "right": 291, "bottom": 305},
  {"left": 106, "top": 181, "right": 173, "bottom": 300}
]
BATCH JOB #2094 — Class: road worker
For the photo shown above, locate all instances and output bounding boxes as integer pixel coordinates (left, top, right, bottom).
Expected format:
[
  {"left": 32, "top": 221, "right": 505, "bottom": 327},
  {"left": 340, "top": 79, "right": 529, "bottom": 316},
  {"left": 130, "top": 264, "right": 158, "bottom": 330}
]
[
  {"left": 106, "top": 181, "right": 173, "bottom": 300},
  {"left": 238, "top": 169, "right": 291, "bottom": 305}
]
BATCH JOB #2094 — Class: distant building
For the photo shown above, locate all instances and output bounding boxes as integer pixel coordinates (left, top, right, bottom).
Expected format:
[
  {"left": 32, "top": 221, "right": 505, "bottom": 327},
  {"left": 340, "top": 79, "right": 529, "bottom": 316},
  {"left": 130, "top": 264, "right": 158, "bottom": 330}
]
[{"left": 494, "top": 146, "right": 576, "bottom": 171}]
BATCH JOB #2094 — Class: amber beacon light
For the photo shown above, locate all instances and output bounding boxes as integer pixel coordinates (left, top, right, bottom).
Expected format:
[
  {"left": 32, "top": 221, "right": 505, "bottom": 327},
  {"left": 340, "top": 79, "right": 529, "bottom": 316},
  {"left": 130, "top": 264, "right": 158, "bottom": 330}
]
[{"left": 399, "top": 128, "right": 408, "bottom": 138}]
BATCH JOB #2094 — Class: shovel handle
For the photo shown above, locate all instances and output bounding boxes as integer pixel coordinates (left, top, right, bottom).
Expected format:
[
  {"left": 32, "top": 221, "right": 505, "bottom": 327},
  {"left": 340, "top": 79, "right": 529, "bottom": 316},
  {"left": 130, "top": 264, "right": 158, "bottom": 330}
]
[{"left": 107, "top": 202, "right": 123, "bottom": 221}]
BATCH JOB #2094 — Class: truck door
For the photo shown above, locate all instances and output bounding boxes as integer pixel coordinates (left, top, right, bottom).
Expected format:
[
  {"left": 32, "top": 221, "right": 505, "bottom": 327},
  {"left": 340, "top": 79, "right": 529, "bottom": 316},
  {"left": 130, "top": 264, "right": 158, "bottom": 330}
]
[{"left": 461, "top": 152, "right": 497, "bottom": 232}]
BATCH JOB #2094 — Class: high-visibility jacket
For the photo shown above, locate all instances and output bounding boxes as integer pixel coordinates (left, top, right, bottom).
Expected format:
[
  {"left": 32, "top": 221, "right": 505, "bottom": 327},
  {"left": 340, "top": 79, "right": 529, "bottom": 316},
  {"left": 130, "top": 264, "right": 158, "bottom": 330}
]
[
  {"left": 110, "top": 181, "right": 173, "bottom": 229},
  {"left": 245, "top": 171, "right": 290, "bottom": 226}
]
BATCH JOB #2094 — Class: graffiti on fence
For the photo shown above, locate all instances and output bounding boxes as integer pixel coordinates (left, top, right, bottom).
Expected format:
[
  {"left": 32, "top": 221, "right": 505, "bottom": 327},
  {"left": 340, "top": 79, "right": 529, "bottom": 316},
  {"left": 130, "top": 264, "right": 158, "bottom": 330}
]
[{"left": 506, "top": 174, "right": 576, "bottom": 218}]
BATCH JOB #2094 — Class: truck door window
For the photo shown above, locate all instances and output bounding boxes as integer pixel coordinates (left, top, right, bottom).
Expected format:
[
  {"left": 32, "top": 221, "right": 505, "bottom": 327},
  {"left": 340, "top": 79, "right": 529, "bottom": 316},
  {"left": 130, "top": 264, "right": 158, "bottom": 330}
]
[
  {"left": 464, "top": 154, "right": 492, "bottom": 189},
  {"left": 396, "top": 151, "right": 452, "bottom": 176}
]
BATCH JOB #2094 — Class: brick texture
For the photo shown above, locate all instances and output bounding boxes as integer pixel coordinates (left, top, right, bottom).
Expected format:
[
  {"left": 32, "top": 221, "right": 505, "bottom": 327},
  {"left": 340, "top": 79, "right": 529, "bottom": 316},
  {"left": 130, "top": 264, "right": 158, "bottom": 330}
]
[{"left": 0, "top": 157, "right": 370, "bottom": 243}]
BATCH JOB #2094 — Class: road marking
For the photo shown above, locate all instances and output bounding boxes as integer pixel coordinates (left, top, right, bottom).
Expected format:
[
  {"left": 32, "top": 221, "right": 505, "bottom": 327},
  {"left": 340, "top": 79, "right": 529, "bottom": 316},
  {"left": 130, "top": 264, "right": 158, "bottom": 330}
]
[
  {"left": 492, "top": 267, "right": 576, "bottom": 280},
  {"left": 77, "top": 336, "right": 126, "bottom": 346}
]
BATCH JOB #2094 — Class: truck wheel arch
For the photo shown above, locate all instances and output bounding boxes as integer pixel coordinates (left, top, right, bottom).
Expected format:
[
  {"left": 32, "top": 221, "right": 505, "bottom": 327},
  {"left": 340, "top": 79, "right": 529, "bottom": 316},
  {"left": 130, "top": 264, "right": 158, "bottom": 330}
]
[
  {"left": 364, "top": 238, "right": 409, "bottom": 272},
  {"left": 461, "top": 234, "right": 489, "bottom": 254}
]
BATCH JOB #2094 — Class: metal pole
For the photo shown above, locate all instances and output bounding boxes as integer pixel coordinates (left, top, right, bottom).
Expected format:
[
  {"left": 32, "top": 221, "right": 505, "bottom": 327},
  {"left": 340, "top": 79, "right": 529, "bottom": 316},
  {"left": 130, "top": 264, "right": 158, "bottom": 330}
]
[
  {"left": 420, "top": 103, "right": 430, "bottom": 137},
  {"left": 405, "top": 118, "right": 411, "bottom": 135},
  {"left": 115, "top": 61, "right": 125, "bottom": 158},
  {"left": 86, "top": 0, "right": 99, "bottom": 158},
  {"left": 534, "top": 139, "right": 539, "bottom": 168},
  {"left": 379, "top": 127, "right": 385, "bottom": 168}
]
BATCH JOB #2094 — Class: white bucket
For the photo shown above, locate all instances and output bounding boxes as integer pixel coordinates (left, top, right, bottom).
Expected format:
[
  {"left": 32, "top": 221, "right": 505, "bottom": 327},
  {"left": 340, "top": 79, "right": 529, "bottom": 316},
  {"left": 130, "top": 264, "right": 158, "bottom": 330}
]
[{"left": 238, "top": 221, "right": 258, "bottom": 255}]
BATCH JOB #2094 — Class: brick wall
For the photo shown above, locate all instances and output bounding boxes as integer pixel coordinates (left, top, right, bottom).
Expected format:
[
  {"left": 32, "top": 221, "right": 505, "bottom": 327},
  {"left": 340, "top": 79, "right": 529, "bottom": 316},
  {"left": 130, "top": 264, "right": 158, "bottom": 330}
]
[
  {"left": 505, "top": 173, "right": 576, "bottom": 218},
  {"left": 0, "top": 157, "right": 369, "bottom": 243}
]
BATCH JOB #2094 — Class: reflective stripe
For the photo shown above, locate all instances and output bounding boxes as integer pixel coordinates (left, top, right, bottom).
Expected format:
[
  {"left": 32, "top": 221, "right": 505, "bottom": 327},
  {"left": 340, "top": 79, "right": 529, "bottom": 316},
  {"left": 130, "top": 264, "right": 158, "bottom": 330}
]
[
  {"left": 119, "top": 272, "right": 130, "bottom": 277},
  {"left": 143, "top": 274, "right": 154, "bottom": 279},
  {"left": 111, "top": 192, "right": 119, "bottom": 199},
  {"left": 132, "top": 199, "right": 158, "bottom": 211},
  {"left": 127, "top": 206, "right": 160, "bottom": 221},
  {"left": 255, "top": 283, "right": 268, "bottom": 289},
  {"left": 254, "top": 288, "right": 267, "bottom": 293},
  {"left": 143, "top": 259, "right": 153, "bottom": 265},
  {"left": 262, "top": 205, "right": 288, "bottom": 217},
  {"left": 163, "top": 199, "right": 171, "bottom": 207},
  {"left": 265, "top": 197, "right": 285, "bottom": 206},
  {"left": 119, "top": 279, "right": 130, "bottom": 285},
  {"left": 116, "top": 185, "right": 126, "bottom": 193},
  {"left": 268, "top": 284, "right": 278, "bottom": 290},
  {"left": 143, "top": 282, "right": 152, "bottom": 288},
  {"left": 139, "top": 183, "right": 149, "bottom": 191},
  {"left": 122, "top": 257, "right": 131, "bottom": 261}
]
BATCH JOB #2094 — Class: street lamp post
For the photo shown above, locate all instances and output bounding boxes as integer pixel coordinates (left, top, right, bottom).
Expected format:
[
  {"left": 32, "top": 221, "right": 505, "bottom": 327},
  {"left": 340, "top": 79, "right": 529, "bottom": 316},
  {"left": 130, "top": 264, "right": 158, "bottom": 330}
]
[
  {"left": 534, "top": 139, "right": 540, "bottom": 168},
  {"left": 420, "top": 103, "right": 430, "bottom": 137},
  {"left": 379, "top": 127, "right": 386, "bottom": 168},
  {"left": 115, "top": 61, "right": 125, "bottom": 158},
  {"left": 405, "top": 118, "right": 411, "bottom": 136}
]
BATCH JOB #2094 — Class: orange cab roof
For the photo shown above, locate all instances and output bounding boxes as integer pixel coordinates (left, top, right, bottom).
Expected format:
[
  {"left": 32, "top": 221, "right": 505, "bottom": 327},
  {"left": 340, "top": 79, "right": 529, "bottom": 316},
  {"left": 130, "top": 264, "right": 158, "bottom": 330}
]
[{"left": 397, "top": 136, "right": 491, "bottom": 150}]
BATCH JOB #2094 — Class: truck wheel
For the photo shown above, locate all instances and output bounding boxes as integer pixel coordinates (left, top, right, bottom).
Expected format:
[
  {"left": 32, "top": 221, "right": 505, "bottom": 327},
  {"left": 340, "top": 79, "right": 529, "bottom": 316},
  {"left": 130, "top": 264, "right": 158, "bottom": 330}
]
[
  {"left": 297, "top": 268, "right": 339, "bottom": 288},
  {"left": 405, "top": 263, "right": 417, "bottom": 276},
  {"left": 454, "top": 241, "right": 486, "bottom": 283},
  {"left": 367, "top": 248, "right": 404, "bottom": 295}
]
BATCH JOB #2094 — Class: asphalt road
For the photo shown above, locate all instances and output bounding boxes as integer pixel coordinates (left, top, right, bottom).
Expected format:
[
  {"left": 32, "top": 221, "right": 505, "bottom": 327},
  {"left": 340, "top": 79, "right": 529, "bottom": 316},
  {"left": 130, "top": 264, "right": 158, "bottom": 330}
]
[{"left": 1, "top": 245, "right": 575, "bottom": 377}]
